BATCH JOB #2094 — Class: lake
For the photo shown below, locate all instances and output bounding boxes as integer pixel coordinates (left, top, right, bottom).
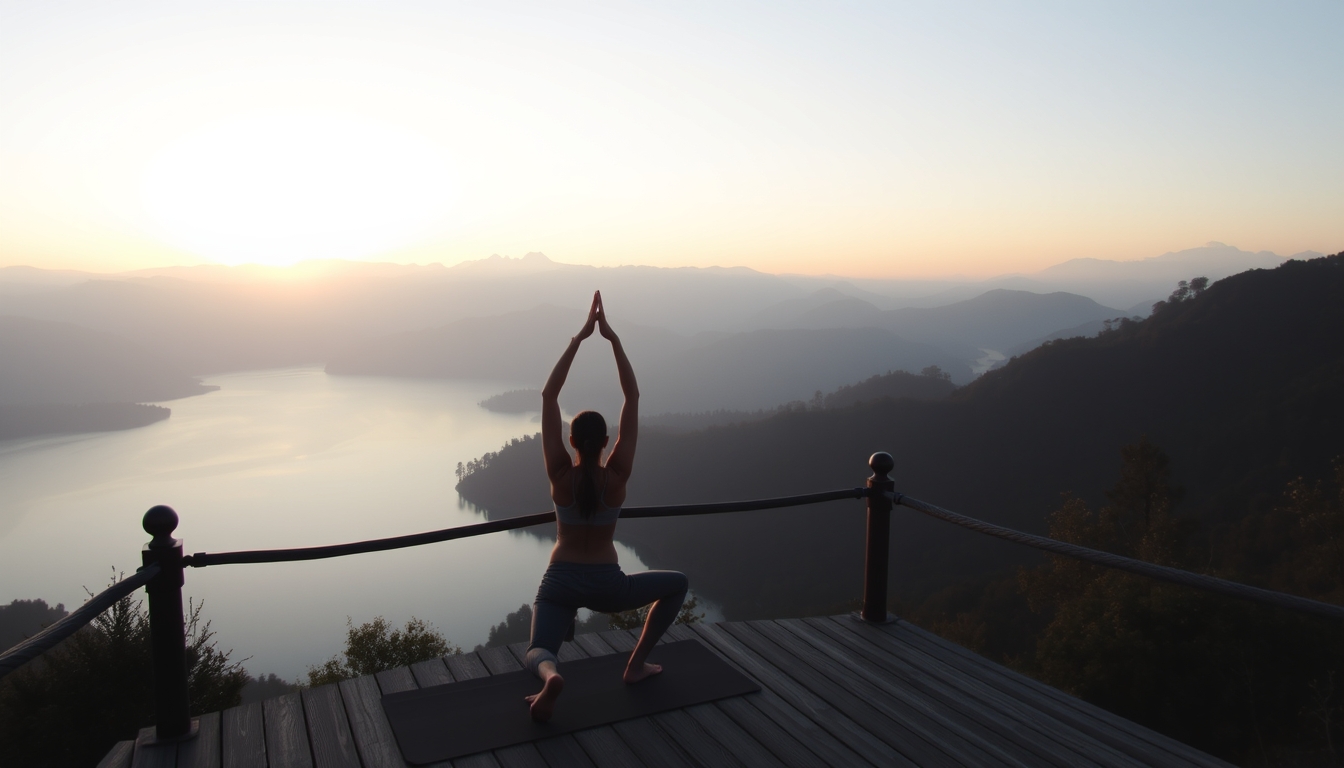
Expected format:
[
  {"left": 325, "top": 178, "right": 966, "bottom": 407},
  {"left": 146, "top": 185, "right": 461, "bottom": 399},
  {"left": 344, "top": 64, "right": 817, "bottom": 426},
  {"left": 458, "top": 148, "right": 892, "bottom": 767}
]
[{"left": 0, "top": 368, "right": 705, "bottom": 680}]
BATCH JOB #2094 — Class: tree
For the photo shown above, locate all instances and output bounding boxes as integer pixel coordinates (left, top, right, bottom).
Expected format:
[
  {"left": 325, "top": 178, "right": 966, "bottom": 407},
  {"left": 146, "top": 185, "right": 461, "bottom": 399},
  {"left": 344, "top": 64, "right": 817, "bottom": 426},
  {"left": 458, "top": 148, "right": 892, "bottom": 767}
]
[
  {"left": 0, "top": 579, "right": 246, "bottom": 768},
  {"left": 1018, "top": 443, "right": 1344, "bottom": 763},
  {"left": 307, "top": 616, "right": 459, "bottom": 686},
  {"left": 920, "top": 365, "right": 951, "bottom": 381},
  {"left": 1151, "top": 275, "right": 1209, "bottom": 314}
]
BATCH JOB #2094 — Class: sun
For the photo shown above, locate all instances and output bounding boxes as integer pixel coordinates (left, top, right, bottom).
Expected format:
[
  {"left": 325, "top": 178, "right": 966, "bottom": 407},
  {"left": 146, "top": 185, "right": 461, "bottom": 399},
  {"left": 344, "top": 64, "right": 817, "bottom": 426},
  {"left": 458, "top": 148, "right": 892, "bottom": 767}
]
[{"left": 140, "top": 112, "right": 457, "bottom": 266}]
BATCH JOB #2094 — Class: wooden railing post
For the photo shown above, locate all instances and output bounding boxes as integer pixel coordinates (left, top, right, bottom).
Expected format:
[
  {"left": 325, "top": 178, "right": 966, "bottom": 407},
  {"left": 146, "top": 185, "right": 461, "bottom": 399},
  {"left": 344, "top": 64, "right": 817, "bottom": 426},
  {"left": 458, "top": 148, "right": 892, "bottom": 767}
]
[
  {"left": 862, "top": 452, "right": 895, "bottom": 622},
  {"left": 141, "top": 505, "right": 196, "bottom": 742}
]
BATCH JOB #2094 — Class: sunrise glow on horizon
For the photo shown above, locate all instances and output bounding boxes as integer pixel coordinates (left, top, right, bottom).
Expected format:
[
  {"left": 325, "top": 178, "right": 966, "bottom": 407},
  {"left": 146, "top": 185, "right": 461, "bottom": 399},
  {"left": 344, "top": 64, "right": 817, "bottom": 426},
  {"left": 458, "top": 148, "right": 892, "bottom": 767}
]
[{"left": 0, "top": 2, "right": 1340, "bottom": 278}]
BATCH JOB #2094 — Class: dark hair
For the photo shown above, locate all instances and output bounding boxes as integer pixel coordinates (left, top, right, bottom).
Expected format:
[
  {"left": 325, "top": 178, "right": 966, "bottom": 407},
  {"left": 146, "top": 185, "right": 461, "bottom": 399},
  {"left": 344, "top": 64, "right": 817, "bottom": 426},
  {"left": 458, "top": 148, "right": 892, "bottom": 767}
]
[{"left": 570, "top": 411, "right": 607, "bottom": 517}]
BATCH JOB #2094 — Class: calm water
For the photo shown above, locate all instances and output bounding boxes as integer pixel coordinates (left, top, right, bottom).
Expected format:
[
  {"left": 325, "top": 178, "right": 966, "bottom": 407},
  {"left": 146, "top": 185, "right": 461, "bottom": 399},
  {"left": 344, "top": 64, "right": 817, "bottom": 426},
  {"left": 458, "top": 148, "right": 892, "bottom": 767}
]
[{"left": 0, "top": 368, "right": 667, "bottom": 680}]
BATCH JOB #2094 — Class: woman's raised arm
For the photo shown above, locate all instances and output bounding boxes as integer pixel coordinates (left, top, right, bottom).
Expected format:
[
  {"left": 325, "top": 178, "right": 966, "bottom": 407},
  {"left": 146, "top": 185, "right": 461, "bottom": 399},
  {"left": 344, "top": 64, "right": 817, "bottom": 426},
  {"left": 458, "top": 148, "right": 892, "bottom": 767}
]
[
  {"left": 597, "top": 294, "right": 639, "bottom": 480},
  {"left": 541, "top": 295, "right": 598, "bottom": 483}
]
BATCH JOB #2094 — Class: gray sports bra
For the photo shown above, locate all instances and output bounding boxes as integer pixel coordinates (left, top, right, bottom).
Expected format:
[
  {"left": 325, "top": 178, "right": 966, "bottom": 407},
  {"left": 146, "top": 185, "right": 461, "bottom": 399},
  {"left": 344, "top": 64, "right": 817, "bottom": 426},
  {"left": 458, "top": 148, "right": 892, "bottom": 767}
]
[{"left": 555, "top": 469, "right": 622, "bottom": 526}]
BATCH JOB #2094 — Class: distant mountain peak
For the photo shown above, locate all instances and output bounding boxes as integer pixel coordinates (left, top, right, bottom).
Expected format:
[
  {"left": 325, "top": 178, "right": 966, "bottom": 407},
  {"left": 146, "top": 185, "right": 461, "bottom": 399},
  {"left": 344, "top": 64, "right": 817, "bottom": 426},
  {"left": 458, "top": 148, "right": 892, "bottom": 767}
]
[{"left": 452, "top": 252, "right": 562, "bottom": 273}]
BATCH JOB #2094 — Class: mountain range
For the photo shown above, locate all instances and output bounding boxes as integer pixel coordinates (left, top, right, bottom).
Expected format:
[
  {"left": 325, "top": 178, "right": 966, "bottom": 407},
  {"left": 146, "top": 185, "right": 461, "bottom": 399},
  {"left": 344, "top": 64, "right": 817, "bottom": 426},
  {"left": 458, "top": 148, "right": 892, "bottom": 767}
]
[
  {"left": 455, "top": 253, "right": 1344, "bottom": 619},
  {"left": 0, "top": 243, "right": 1314, "bottom": 436}
]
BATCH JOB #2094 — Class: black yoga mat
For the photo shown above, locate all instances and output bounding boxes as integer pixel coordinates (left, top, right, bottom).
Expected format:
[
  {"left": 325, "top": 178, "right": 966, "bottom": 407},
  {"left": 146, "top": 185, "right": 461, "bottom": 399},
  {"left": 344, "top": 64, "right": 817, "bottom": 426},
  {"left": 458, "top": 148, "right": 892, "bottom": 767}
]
[{"left": 382, "top": 639, "right": 760, "bottom": 764}]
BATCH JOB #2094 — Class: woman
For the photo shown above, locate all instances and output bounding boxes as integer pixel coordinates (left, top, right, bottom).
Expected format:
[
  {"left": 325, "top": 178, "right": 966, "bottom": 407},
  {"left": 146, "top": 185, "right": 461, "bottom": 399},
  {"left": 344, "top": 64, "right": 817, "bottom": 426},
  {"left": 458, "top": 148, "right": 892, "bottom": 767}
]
[{"left": 524, "top": 291, "right": 688, "bottom": 722}]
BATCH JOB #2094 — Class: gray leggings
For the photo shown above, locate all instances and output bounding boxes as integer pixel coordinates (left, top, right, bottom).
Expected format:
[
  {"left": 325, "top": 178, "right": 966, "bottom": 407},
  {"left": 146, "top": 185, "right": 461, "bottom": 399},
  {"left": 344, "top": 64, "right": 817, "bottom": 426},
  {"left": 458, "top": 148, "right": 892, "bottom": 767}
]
[{"left": 526, "top": 562, "right": 689, "bottom": 675}]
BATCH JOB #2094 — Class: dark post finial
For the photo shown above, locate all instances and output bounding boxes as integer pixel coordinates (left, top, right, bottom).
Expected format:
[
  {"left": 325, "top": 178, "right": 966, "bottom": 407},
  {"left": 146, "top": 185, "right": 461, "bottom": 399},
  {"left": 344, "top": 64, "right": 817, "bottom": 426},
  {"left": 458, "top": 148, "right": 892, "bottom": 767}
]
[
  {"left": 862, "top": 451, "right": 896, "bottom": 623},
  {"left": 143, "top": 505, "right": 179, "bottom": 547},
  {"left": 141, "top": 505, "right": 195, "bottom": 742},
  {"left": 868, "top": 452, "right": 894, "bottom": 480}
]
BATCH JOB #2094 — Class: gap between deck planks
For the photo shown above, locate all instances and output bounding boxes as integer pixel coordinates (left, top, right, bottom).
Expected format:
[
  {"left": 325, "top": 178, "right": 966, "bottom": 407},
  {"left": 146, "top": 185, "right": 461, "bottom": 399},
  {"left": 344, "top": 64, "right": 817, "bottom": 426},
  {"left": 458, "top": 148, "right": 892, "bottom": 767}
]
[{"left": 102, "top": 615, "right": 1233, "bottom": 768}]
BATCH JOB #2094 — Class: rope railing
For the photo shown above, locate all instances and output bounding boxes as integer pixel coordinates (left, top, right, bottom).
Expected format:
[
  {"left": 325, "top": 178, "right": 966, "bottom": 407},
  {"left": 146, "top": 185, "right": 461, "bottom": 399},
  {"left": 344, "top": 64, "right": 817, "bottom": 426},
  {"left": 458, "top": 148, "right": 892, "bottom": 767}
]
[
  {"left": 13, "top": 450, "right": 1343, "bottom": 747},
  {"left": 0, "top": 564, "right": 161, "bottom": 678},
  {"left": 888, "top": 491, "right": 1344, "bottom": 622},
  {"left": 186, "top": 488, "right": 868, "bottom": 567}
]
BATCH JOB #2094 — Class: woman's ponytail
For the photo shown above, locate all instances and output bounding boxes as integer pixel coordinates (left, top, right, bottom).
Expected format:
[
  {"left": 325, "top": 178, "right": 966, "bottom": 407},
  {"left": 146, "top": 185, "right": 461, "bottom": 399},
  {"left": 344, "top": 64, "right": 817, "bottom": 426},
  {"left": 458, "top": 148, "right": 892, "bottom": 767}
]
[{"left": 570, "top": 411, "right": 608, "bottom": 518}]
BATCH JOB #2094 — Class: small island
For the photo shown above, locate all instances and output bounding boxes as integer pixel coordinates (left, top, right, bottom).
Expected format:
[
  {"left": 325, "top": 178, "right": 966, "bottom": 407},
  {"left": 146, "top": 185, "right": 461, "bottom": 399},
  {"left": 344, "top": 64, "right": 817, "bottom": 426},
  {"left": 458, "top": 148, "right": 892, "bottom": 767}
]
[{"left": 478, "top": 388, "right": 541, "bottom": 414}]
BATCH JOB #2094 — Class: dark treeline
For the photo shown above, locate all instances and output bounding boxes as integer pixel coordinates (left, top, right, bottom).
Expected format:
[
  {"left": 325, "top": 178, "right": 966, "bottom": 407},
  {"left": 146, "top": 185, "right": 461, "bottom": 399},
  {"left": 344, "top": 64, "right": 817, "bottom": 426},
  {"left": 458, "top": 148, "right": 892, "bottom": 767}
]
[
  {"left": 0, "top": 403, "right": 170, "bottom": 441},
  {"left": 913, "top": 439, "right": 1343, "bottom": 765},
  {"left": 478, "top": 388, "right": 543, "bottom": 413},
  {"left": 457, "top": 254, "right": 1344, "bottom": 763}
]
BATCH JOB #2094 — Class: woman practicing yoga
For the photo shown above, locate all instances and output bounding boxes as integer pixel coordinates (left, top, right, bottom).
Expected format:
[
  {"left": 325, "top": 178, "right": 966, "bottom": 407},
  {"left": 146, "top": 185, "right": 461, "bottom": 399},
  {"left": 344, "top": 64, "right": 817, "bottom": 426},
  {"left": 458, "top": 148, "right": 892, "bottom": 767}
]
[{"left": 524, "top": 291, "right": 689, "bottom": 722}]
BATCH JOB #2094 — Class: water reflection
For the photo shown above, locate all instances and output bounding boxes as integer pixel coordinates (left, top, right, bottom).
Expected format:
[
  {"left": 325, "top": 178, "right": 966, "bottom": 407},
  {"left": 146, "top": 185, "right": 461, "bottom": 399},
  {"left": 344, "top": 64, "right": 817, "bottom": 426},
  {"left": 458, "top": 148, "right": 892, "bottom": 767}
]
[{"left": 0, "top": 368, "right": 655, "bottom": 679}]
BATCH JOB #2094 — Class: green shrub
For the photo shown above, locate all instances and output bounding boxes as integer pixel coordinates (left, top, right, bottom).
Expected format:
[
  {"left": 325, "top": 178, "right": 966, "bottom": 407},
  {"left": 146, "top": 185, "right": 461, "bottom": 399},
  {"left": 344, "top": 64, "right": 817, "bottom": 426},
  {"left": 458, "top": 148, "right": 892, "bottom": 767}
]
[
  {"left": 307, "top": 616, "right": 459, "bottom": 686},
  {"left": 0, "top": 576, "right": 246, "bottom": 768}
]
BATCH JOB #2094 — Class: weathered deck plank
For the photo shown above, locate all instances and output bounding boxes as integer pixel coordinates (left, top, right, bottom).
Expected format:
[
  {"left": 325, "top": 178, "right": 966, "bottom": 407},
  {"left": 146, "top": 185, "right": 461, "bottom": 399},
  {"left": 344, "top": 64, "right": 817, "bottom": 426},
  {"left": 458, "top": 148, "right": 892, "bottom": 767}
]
[
  {"left": 689, "top": 621, "right": 901, "bottom": 767},
  {"left": 812, "top": 616, "right": 1134, "bottom": 767},
  {"left": 133, "top": 726, "right": 178, "bottom": 768},
  {"left": 766, "top": 618, "right": 1047, "bottom": 767},
  {"left": 663, "top": 623, "right": 845, "bottom": 768},
  {"left": 99, "top": 739, "right": 136, "bottom": 768},
  {"left": 263, "top": 692, "right": 313, "bottom": 768},
  {"left": 301, "top": 679, "right": 361, "bottom": 768},
  {"left": 178, "top": 711, "right": 222, "bottom": 768},
  {"left": 411, "top": 656, "right": 455, "bottom": 688},
  {"left": 722, "top": 621, "right": 953, "bottom": 767},
  {"left": 884, "top": 620, "right": 1234, "bottom": 768},
  {"left": 103, "top": 615, "right": 1237, "bottom": 768},
  {"left": 340, "top": 674, "right": 407, "bottom": 768},
  {"left": 222, "top": 702, "right": 266, "bottom": 768}
]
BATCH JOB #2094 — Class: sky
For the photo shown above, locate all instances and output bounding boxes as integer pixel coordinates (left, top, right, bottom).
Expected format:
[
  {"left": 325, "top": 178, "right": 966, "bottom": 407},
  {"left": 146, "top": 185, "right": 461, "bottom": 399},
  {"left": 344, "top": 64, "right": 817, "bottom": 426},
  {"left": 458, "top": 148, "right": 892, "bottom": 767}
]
[{"left": 0, "top": 1, "right": 1340, "bottom": 278}]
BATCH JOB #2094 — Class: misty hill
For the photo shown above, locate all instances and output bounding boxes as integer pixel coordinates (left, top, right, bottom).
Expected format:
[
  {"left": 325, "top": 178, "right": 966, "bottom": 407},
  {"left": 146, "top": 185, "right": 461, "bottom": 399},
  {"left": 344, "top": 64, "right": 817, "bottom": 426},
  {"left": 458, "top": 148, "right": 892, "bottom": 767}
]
[
  {"left": 0, "top": 245, "right": 1312, "bottom": 395},
  {"left": 0, "top": 316, "right": 212, "bottom": 405},
  {"left": 789, "top": 242, "right": 1314, "bottom": 310},
  {"left": 617, "top": 368, "right": 959, "bottom": 433},
  {"left": 327, "top": 305, "right": 969, "bottom": 414},
  {"left": 823, "top": 368, "right": 957, "bottom": 408},
  {"left": 456, "top": 254, "right": 1344, "bottom": 618},
  {"left": 749, "top": 287, "right": 1122, "bottom": 356},
  {"left": 746, "top": 287, "right": 884, "bottom": 329},
  {"left": 878, "top": 289, "right": 1121, "bottom": 352},
  {"left": 0, "top": 256, "right": 812, "bottom": 365},
  {"left": 1020, "top": 242, "right": 1306, "bottom": 308},
  {"left": 646, "top": 327, "right": 968, "bottom": 412},
  {"left": 1034, "top": 241, "right": 1289, "bottom": 283}
]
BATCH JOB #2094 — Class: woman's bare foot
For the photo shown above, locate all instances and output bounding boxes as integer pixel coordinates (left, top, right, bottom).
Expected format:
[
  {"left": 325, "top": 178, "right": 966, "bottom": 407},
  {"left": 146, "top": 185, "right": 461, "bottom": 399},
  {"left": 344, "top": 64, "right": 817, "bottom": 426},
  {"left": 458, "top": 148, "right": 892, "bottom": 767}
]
[
  {"left": 623, "top": 662, "right": 662, "bottom": 683},
  {"left": 525, "top": 673, "right": 565, "bottom": 722}
]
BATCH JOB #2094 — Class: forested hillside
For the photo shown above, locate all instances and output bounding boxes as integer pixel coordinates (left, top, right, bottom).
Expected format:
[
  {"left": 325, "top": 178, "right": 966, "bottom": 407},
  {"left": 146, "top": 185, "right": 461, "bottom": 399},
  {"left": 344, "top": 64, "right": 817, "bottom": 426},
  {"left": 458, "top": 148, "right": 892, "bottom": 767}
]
[
  {"left": 459, "top": 253, "right": 1344, "bottom": 765},
  {"left": 458, "top": 254, "right": 1344, "bottom": 615}
]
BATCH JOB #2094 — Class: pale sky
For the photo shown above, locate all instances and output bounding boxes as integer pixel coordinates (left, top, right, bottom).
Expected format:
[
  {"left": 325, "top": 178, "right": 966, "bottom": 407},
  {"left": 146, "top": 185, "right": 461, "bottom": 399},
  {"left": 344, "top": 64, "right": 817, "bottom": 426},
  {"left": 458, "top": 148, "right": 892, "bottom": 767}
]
[{"left": 0, "top": 1, "right": 1339, "bottom": 278}]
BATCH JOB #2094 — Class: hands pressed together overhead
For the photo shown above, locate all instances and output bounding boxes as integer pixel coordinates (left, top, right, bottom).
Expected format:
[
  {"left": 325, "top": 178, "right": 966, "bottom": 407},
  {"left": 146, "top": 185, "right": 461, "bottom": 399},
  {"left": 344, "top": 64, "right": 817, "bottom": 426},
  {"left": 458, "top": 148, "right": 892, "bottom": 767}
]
[{"left": 578, "top": 290, "right": 617, "bottom": 342}]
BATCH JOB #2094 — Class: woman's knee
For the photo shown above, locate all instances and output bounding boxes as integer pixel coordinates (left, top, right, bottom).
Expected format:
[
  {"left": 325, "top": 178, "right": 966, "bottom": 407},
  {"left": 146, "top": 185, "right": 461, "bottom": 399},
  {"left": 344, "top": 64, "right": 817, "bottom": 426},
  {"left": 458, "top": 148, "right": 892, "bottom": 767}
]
[{"left": 665, "top": 570, "right": 689, "bottom": 599}]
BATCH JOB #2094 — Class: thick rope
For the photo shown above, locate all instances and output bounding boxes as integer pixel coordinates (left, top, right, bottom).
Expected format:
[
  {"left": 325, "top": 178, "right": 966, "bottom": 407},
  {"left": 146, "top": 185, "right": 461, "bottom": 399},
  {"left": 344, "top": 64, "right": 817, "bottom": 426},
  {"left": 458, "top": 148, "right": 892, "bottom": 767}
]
[
  {"left": 188, "top": 488, "right": 867, "bottom": 567},
  {"left": 0, "top": 564, "right": 161, "bottom": 679},
  {"left": 888, "top": 491, "right": 1344, "bottom": 621}
]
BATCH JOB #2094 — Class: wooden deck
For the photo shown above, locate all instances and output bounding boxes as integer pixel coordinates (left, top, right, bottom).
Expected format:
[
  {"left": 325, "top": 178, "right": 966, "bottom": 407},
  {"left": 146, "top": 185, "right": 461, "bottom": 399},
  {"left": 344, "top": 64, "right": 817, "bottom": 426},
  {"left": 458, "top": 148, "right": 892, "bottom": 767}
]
[{"left": 99, "top": 616, "right": 1233, "bottom": 768}]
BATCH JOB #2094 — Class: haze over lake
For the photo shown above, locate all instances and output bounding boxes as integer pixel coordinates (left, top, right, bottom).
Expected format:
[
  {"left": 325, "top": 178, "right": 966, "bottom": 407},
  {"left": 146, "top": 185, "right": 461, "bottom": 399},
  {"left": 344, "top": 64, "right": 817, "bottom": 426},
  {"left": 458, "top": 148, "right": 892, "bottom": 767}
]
[{"left": 0, "top": 368, "right": 676, "bottom": 680}]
